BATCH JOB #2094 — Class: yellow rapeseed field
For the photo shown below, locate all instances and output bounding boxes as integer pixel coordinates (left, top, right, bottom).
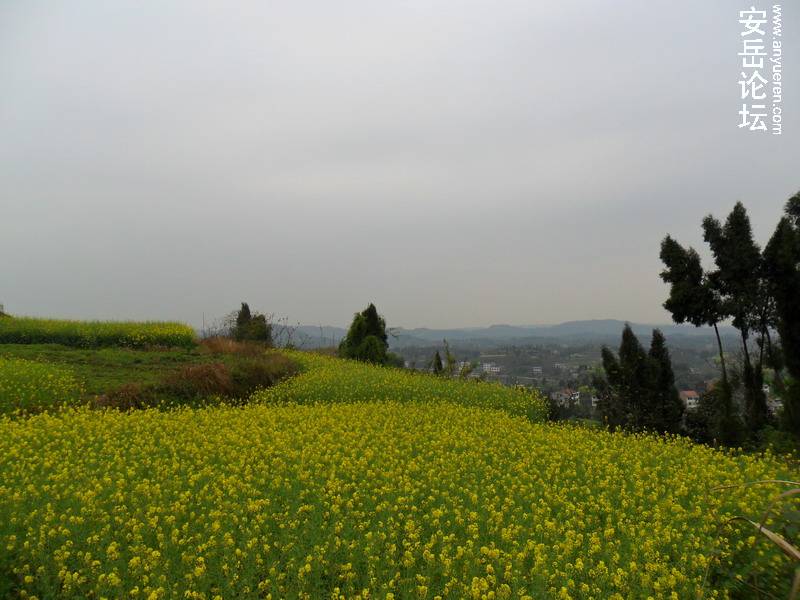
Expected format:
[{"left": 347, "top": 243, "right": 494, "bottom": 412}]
[
  {"left": 0, "top": 357, "right": 84, "bottom": 415},
  {"left": 253, "top": 351, "right": 550, "bottom": 422},
  {"left": 0, "top": 393, "right": 795, "bottom": 598},
  {"left": 0, "top": 317, "right": 196, "bottom": 349}
]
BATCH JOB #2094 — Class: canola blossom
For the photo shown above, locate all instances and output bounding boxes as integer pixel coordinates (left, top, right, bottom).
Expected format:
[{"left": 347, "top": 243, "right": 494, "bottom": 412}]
[
  {"left": 253, "top": 351, "right": 550, "bottom": 422},
  {"left": 0, "top": 317, "right": 196, "bottom": 349},
  {"left": 0, "top": 399, "right": 795, "bottom": 599},
  {"left": 0, "top": 358, "right": 84, "bottom": 415}
]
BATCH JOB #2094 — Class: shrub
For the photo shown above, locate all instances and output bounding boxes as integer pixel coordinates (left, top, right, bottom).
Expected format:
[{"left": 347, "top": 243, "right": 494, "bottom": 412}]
[
  {"left": 158, "top": 363, "right": 233, "bottom": 399},
  {"left": 95, "top": 383, "right": 155, "bottom": 411},
  {"left": 199, "top": 337, "right": 265, "bottom": 357},
  {"left": 228, "top": 354, "right": 299, "bottom": 398},
  {"left": 99, "top": 353, "right": 298, "bottom": 410}
]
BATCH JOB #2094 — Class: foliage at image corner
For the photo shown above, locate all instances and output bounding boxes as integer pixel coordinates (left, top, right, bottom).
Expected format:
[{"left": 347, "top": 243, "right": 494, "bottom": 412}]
[{"left": 659, "top": 190, "right": 800, "bottom": 447}]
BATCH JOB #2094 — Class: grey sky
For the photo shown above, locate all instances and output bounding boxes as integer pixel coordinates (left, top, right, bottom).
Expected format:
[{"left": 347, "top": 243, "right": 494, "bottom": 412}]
[{"left": 1, "top": 1, "right": 797, "bottom": 328}]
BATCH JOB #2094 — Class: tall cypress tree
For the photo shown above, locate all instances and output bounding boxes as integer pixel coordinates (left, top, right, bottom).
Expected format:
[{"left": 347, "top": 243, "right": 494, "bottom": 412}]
[
  {"left": 647, "top": 329, "right": 684, "bottom": 434},
  {"left": 618, "top": 324, "right": 651, "bottom": 429},
  {"left": 236, "top": 302, "right": 252, "bottom": 330},
  {"left": 599, "top": 325, "right": 652, "bottom": 431}
]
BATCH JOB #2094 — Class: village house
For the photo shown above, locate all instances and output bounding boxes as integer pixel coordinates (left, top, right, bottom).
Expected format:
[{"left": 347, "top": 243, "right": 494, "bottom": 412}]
[{"left": 679, "top": 390, "right": 700, "bottom": 411}]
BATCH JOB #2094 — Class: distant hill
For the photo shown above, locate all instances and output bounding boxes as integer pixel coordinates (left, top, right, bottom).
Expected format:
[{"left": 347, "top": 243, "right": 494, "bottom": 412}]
[{"left": 290, "top": 320, "right": 736, "bottom": 349}]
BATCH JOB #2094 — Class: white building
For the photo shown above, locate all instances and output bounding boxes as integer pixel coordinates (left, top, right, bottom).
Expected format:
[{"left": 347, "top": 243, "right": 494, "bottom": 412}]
[
  {"left": 679, "top": 390, "right": 700, "bottom": 411},
  {"left": 481, "top": 362, "right": 501, "bottom": 375}
]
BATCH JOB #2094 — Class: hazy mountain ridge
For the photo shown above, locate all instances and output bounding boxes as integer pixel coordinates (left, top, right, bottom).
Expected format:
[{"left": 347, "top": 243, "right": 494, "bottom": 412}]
[{"left": 291, "top": 320, "right": 736, "bottom": 349}]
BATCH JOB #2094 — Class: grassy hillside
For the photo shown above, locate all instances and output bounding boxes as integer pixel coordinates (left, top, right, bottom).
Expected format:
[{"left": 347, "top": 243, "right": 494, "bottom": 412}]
[
  {"left": 0, "top": 350, "right": 797, "bottom": 598},
  {"left": 0, "top": 341, "right": 297, "bottom": 414},
  {"left": 0, "top": 344, "right": 215, "bottom": 398}
]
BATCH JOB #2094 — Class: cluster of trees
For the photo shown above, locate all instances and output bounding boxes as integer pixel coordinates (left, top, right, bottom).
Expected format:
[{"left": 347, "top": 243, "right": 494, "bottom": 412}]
[
  {"left": 659, "top": 192, "right": 800, "bottom": 445},
  {"left": 233, "top": 303, "right": 272, "bottom": 344},
  {"left": 338, "top": 303, "right": 403, "bottom": 367},
  {"left": 595, "top": 326, "right": 684, "bottom": 434},
  {"left": 338, "top": 303, "right": 389, "bottom": 363}
]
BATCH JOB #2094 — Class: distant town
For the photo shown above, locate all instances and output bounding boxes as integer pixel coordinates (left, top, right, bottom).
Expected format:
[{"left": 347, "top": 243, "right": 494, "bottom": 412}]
[{"left": 288, "top": 319, "right": 785, "bottom": 423}]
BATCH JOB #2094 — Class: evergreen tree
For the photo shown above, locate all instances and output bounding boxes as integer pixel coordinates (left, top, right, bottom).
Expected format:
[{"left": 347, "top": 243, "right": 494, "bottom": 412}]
[
  {"left": 618, "top": 324, "right": 651, "bottom": 429},
  {"left": 338, "top": 303, "right": 389, "bottom": 365},
  {"left": 598, "top": 325, "right": 651, "bottom": 430},
  {"left": 599, "top": 326, "right": 684, "bottom": 434},
  {"left": 647, "top": 329, "right": 684, "bottom": 434},
  {"left": 247, "top": 314, "right": 271, "bottom": 344},
  {"left": 597, "top": 347, "right": 624, "bottom": 429},
  {"left": 702, "top": 203, "right": 769, "bottom": 434},
  {"left": 660, "top": 214, "right": 757, "bottom": 444},
  {"left": 659, "top": 236, "right": 734, "bottom": 423},
  {"left": 236, "top": 302, "right": 252, "bottom": 331},
  {"left": 233, "top": 302, "right": 272, "bottom": 343},
  {"left": 764, "top": 191, "right": 800, "bottom": 436},
  {"left": 432, "top": 351, "right": 443, "bottom": 375}
]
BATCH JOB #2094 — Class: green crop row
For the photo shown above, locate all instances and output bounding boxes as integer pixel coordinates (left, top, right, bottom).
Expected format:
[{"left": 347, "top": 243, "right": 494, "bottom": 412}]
[{"left": 0, "top": 317, "right": 196, "bottom": 349}]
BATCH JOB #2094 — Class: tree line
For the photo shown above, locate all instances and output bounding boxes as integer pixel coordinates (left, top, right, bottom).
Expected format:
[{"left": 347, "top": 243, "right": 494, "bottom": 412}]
[{"left": 597, "top": 191, "right": 800, "bottom": 446}]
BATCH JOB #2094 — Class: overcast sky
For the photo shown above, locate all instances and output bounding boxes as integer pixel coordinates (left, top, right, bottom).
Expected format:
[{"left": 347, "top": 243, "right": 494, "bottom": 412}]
[{"left": 1, "top": 1, "right": 797, "bottom": 329}]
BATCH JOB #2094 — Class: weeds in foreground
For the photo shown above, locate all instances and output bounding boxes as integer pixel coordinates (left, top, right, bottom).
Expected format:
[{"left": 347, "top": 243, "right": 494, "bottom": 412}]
[{"left": 709, "top": 479, "right": 800, "bottom": 597}]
